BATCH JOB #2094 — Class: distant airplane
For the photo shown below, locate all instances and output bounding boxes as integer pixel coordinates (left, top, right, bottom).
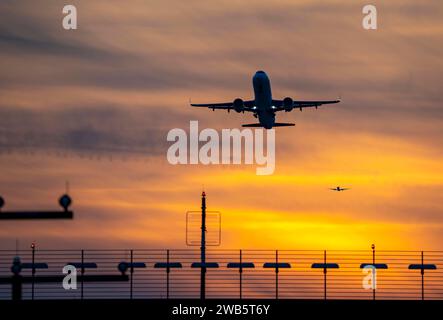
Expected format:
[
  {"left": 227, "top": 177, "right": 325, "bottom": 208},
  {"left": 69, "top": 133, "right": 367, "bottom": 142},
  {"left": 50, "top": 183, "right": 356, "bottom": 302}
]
[
  {"left": 330, "top": 186, "right": 350, "bottom": 192},
  {"left": 191, "top": 70, "right": 340, "bottom": 129}
]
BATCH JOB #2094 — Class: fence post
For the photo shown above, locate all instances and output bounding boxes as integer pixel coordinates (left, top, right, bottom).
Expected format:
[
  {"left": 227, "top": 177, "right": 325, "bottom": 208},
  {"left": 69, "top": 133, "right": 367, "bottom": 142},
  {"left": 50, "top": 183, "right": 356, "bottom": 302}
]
[
  {"left": 421, "top": 251, "right": 424, "bottom": 301},
  {"left": 81, "top": 249, "right": 84, "bottom": 300},
  {"left": 12, "top": 273, "right": 22, "bottom": 301},
  {"left": 275, "top": 250, "right": 279, "bottom": 300},
  {"left": 130, "top": 249, "right": 134, "bottom": 299},
  {"left": 323, "top": 250, "right": 327, "bottom": 300},
  {"left": 372, "top": 244, "right": 376, "bottom": 300},
  {"left": 31, "top": 243, "right": 35, "bottom": 300},
  {"left": 167, "top": 249, "right": 170, "bottom": 299},
  {"left": 239, "top": 249, "right": 243, "bottom": 299}
]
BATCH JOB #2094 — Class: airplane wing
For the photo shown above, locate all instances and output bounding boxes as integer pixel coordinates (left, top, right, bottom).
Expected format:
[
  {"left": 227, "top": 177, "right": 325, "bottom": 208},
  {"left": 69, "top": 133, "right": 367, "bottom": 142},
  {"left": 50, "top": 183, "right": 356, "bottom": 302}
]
[
  {"left": 273, "top": 99, "right": 340, "bottom": 111},
  {"left": 190, "top": 100, "right": 256, "bottom": 111}
]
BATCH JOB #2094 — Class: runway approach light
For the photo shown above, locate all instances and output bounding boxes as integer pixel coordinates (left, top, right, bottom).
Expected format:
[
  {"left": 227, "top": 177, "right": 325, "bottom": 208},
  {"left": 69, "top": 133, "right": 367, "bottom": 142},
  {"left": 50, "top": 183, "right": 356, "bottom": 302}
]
[
  {"left": 0, "top": 194, "right": 73, "bottom": 220},
  {"left": 59, "top": 194, "right": 72, "bottom": 211}
]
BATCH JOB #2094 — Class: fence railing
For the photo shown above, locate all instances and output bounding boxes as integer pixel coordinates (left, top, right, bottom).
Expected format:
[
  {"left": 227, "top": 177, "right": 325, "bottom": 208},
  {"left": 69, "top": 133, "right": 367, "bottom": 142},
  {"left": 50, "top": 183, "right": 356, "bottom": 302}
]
[{"left": 0, "top": 249, "right": 442, "bottom": 300}]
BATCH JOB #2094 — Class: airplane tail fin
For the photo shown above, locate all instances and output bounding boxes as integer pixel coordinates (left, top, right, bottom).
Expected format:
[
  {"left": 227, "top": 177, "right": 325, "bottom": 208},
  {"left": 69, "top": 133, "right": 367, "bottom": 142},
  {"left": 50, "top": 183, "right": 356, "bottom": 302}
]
[{"left": 242, "top": 123, "right": 295, "bottom": 128}]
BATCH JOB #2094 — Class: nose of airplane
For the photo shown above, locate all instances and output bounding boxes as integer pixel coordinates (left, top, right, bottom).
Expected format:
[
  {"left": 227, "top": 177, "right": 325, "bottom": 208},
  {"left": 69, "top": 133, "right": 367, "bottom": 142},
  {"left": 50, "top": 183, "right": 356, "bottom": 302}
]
[{"left": 253, "top": 71, "right": 267, "bottom": 82}]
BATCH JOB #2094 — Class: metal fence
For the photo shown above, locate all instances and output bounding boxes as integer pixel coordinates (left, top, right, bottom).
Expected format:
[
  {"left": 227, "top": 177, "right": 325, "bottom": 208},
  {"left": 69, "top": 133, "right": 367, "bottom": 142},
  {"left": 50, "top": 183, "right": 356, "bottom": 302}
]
[{"left": 0, "top": 249, "right": 442, "bottom": 300}]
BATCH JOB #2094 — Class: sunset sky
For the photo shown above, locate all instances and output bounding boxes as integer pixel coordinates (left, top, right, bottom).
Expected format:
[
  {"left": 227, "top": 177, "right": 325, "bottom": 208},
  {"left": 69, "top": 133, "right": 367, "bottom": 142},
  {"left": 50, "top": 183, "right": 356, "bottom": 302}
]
[{"left": 0, "top": 0, "right": 442, "bottom": 251}]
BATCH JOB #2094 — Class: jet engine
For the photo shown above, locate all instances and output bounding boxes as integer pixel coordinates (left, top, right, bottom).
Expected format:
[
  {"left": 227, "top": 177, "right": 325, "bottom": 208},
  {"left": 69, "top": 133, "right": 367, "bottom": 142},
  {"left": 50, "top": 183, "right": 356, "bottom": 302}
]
[
  {"left": 233, "top": 98, "right": 244, "bottom": 113},
  {"left": 283, "top": 97, "right": 293, "bottom": 112}
]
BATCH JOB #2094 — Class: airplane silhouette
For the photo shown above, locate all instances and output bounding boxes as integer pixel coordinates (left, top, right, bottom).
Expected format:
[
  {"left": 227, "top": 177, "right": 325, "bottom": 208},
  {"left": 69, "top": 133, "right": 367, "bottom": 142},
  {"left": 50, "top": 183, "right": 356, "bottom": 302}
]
[
  {"left": 191, "top": 70, "right": 340, "bottom": 129},
  {"left": 330, "top": 186, "right": 350, "bottom": 192}
]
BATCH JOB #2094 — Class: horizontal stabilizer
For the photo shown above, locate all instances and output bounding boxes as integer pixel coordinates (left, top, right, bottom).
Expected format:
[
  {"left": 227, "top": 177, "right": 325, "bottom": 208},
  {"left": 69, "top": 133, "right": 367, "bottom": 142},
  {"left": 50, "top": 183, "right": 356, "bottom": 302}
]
[
  {"left": 242, "top": 123, "right": 264, "bottom": 127},
  {"left": 242, "top": 123, "right": 295, "bottom": 128},
  {"left": 273, "top": 123, "right": 295, "bottom": 127}
]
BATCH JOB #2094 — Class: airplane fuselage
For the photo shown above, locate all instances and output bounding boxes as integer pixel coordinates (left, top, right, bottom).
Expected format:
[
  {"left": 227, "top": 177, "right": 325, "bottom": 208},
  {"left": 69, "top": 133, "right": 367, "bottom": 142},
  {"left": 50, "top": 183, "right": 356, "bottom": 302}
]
[{"left": 253, "top": 71, "right": 275, "bottom": 129}]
